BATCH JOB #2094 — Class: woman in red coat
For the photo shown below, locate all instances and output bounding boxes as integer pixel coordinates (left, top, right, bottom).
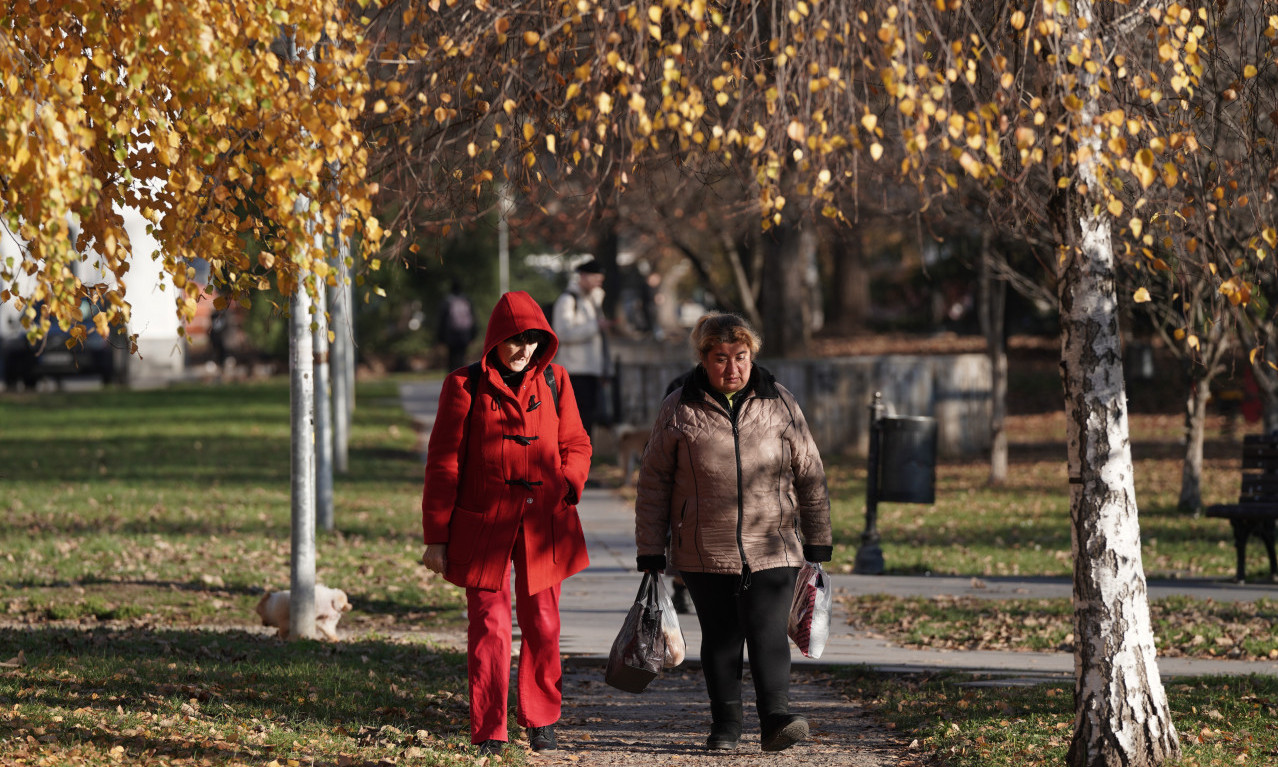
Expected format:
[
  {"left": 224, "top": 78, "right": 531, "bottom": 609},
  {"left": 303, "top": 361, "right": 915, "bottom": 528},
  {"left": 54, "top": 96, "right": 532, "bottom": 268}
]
[{"left": 420, "top": 290, "right": 592, "bottom": 756}]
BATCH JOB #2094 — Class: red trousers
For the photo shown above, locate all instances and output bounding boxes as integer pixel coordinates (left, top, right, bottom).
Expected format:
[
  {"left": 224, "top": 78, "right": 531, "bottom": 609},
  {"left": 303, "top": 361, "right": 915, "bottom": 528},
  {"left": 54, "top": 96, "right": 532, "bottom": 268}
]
[{"left": 466, "top": 562, "right": 563, "bottom": 744}]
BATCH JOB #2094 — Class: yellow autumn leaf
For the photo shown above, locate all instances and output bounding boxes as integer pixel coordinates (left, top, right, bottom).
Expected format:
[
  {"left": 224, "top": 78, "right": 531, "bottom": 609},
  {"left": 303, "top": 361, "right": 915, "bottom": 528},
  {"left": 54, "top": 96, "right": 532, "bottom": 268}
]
[
  {"left": 1133, "top": 287, "right": 1152, "bottom": 303},
  {"left": 870, "top": 143, "right": 883, "bottom": 161},
  {"left": 1107, "top": 198, "right": 1123, "bottom": 217}
]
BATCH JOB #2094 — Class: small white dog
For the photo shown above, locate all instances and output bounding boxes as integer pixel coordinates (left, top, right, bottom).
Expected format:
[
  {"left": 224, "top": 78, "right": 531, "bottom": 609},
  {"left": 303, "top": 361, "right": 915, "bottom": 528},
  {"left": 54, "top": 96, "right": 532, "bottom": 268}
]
[{"left": 255, "top": 585, "right": 351, "bottom": 641}]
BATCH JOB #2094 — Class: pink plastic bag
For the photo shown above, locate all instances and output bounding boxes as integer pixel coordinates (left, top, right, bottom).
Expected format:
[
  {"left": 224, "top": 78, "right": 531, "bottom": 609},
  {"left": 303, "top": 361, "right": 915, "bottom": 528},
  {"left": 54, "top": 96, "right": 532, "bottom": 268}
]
[{"left": 787, "top": 561, "right": 832, "bottom": 659}]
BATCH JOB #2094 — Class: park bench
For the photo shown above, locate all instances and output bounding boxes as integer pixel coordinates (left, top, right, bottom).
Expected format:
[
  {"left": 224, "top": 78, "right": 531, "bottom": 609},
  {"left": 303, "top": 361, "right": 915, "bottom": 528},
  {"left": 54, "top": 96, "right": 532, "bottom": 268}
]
[{"left": 1205, "top": 433, "right": 1278, "bottom": 583}]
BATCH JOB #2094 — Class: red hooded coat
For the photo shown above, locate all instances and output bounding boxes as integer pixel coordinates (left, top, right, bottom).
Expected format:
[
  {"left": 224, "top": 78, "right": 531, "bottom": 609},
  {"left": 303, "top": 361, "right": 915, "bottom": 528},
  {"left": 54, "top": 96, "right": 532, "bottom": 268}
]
[{"left": 421, "top": 290, "right": 592, "bottom": 594}]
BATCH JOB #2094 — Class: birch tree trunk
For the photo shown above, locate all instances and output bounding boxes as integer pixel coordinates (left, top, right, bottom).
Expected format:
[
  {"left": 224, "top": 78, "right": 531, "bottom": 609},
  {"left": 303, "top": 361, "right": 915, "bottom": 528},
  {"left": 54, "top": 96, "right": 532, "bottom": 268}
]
[
  {"left": 979, "top": 232, "right": 1008, "bottom": 485},
  {"left": 1179, "top": 380, "right": 1211, "bottom": 512},
  {"left": 1059, "top": 206, "right": 1180, "bottom": 767},
  {"left": 1060, "top": 3, "right": 1178, "bottom": 763},
  {"left": 289, "top": 280, "right": 318, "bottom": 641}
]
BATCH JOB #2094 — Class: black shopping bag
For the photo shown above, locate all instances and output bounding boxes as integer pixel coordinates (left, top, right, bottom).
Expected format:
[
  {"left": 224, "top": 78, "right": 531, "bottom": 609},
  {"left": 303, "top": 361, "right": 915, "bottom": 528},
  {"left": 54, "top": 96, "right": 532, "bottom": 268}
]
[{"left": 604, "top": 571, "right": 667, "bottom": 693}]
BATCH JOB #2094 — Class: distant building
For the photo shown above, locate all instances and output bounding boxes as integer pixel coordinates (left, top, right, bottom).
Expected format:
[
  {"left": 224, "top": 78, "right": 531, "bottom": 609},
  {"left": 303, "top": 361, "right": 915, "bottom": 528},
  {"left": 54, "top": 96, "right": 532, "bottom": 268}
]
[{"left": 1, "top": 210, "right": 188, "bottom": 388}]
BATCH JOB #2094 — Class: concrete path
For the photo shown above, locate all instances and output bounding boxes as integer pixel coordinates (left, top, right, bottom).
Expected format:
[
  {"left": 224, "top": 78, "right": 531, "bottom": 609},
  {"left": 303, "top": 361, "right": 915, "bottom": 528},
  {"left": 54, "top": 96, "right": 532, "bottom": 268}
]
[{"left": 400, "top": 380, "right": 1278, "bottom": 679}]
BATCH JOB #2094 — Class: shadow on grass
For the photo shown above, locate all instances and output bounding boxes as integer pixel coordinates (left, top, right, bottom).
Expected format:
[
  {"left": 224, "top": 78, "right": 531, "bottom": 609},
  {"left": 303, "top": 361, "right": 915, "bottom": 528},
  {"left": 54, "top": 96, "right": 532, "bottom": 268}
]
[
  {"left": 0, "top": 625, "right": 471, "bottom": 763},
  {"left": 7, "top": 436, "right": 419, "bottom": 486},
  {"left": 832, "top": 666, "right": 1278, "bottom": 766}
]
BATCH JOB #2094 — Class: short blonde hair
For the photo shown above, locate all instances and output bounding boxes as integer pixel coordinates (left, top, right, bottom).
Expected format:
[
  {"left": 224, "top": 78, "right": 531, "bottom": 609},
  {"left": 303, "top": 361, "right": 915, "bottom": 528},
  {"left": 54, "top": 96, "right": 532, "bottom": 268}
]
[{"left": 690, "top": 313, "right": 761, "bottom": 360}]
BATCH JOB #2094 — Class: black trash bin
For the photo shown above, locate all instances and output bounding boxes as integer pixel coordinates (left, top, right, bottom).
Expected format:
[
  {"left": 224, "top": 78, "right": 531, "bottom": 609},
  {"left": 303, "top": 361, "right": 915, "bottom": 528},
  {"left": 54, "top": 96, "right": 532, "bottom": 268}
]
[{"left": 877, "top": 415, "right": 937, "bottom": 504}]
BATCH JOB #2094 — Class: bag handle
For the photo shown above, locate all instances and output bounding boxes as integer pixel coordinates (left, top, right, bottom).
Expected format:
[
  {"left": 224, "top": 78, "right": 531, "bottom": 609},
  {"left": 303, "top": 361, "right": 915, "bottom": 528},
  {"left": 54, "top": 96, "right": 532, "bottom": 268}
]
[{"left": 633, "top": 570, "right": 658, "bottom": 605}]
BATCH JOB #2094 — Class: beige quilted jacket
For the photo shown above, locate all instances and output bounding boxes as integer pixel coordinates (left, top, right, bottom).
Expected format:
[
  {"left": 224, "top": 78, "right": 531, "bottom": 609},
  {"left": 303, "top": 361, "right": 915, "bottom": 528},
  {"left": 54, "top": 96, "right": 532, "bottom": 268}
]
[{"left": 634, "top": 366, "right": 832, "bottom": 577}]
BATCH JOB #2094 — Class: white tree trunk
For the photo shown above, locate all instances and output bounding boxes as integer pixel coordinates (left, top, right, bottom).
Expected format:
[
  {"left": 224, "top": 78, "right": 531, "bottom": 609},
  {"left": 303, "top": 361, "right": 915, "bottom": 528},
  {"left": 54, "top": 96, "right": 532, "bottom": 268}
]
[
  {"left": 979, "top": 232, "right": 1008, "bottom": 485},
  {"left": 1060, "top": 213, "right": 1179, "bottom": 767},
  {"left": 289, "top": 281, "right": 318, "bottom": 641},
  {"left": 1179, "top": 381, "right": 1210, "bottom": 513},
  {"left": 1061, "top": 3, "right": 1179, "bottom": 762}
]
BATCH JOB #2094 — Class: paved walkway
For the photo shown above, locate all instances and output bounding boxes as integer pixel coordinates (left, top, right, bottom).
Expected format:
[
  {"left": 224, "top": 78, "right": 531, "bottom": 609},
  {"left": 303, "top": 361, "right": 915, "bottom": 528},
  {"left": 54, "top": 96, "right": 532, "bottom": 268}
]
[{"left": 400, "top": 380, "right": 1278, "bottom": 680}]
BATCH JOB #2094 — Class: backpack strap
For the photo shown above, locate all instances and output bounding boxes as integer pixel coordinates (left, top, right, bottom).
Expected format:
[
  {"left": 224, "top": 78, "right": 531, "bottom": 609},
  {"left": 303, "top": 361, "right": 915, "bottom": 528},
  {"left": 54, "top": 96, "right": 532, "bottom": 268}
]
[
  {"left": 544, "top": 365, "right": 559, "bottom": 412},
  {"left": 456, "top": 362, "right": 483, "bottom": 474}
]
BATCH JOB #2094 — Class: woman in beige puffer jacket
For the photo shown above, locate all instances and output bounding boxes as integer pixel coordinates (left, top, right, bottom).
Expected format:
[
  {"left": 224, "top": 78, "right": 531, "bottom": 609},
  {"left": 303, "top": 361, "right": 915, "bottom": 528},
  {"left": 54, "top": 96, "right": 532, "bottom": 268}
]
[{"left": 634, "top": 313, "right": 832, "bottom": 753}]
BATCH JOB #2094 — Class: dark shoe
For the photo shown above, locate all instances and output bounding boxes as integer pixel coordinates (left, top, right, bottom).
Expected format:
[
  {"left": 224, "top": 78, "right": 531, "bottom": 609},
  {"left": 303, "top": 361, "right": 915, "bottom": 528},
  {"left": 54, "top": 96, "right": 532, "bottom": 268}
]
[
  {"left": 706, "top": 700, "right": 742, "bottom": 750},
  {"left": 477, "top": 739, "right": 504, "bottom": 756},
  {"left": 761, "top": 714, "right": 808, "bottom": 752},
  {"left": 671, "top": 582, "right": 694, "bottom": 614},
  {"left": 527, "top": 724, "right": 558, "bottom": 751}
]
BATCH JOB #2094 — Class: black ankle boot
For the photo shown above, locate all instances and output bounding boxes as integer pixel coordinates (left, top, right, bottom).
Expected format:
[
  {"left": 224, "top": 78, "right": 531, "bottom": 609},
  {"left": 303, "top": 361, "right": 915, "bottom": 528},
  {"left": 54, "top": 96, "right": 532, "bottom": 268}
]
[
  {"left": 706, "top": 700, "right": 743, "bottom": 750},
  {"left": 760, "top": 713, "right": 809, "bottom": 752}
]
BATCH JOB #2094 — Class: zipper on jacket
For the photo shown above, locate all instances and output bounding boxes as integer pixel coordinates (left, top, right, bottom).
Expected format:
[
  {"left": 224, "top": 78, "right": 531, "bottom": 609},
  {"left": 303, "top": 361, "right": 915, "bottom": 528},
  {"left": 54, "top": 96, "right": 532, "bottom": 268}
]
[{"left": 730, "top": 399, "right": 751, "bottom": 593}]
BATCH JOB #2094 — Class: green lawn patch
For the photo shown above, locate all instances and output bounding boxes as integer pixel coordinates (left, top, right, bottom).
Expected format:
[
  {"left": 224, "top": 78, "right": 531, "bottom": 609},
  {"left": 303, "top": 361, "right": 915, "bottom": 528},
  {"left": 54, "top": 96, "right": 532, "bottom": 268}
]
[
  {"left": 0, "top": 626, "right": 482, "bottom": 766},
  {"left": 0, "top": 379, "right": 464, "bottom": 631},
  {"left": 836, "top": 669, "right": 1278, "bottom": 767},
  {"left": 0, "top": 379, "right": 494, "bottom": 764},
  {"left": 825, "top": 411, "right": 1248, "bottom": 580},
  {"left": 844, "top": 594, "right": 1278, "bottom": 660}
]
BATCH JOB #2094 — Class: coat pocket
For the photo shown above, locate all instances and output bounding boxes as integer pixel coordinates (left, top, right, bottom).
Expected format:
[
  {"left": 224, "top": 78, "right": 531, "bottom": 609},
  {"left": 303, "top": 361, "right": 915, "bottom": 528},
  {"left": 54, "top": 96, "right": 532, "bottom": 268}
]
[{"left": 446, "top": 505, "right": 486, "bottom": 565}]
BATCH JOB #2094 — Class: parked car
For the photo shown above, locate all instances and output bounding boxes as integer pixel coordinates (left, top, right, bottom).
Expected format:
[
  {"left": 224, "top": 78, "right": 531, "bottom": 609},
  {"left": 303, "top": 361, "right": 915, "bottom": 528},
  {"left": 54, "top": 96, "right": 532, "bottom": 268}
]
[{"left": 2, "top": 300, "right": 128, "bottom": 390}]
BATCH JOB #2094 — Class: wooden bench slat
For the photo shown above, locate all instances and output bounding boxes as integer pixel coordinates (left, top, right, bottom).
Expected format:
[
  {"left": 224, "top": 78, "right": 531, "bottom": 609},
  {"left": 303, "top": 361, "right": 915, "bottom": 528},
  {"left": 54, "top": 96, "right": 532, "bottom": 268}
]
[
  {"left": 1239, "top": 476, "right": 1278, "bottom": 497},
  {"left": 1206, "top": 503, "right": 1278, "bottom": 518},
  {"left": 1240, "top": 454, "right": 1278, "bottom": 470},
  {"left": 1241, "top": 435, "right": 1278, "bottom": 446},
  {"left": 1210, "top": 435, "right": 1278, "bottom": 581},
  {"left": 1240, "top": 460, "right": 1278, "bottom": 472}
]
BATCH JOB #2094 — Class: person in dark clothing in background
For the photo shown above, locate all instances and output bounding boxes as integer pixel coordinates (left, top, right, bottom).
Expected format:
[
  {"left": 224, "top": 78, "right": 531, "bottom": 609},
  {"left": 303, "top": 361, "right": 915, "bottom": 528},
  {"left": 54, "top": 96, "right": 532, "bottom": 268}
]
[{"left": 438, "top": 280, "right": 477, "bottom": 372}]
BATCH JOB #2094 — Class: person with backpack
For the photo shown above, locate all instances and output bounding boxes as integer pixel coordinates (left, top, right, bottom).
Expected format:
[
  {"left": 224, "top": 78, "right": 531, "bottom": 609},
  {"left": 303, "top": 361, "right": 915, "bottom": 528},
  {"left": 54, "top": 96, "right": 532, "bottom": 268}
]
[
  {"left": 551, "top": 259, "right": 609, "bottom": 438},
  {"left": 420, "top": 290, "right": 593, "bottom": 757},
  {"left": 437, "top": 280, "right": 477, "bottom": 372}
]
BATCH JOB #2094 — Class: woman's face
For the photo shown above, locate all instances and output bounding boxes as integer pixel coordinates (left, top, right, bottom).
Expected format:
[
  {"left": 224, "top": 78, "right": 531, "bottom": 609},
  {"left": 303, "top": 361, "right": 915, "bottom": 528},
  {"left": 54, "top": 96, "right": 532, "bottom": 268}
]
[
  {"left": 498, "top": 335, "right": 539, "bottom": 373},
  {"left": 701, "top": 341, "right": 753, "bottom": 394}
]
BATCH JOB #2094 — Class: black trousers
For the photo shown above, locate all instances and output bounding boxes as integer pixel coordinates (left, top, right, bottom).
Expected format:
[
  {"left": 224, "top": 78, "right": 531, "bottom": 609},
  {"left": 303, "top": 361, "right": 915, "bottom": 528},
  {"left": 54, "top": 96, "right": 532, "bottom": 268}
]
[
  {"left": 680, "top": 567, "right": 799, "bottom": 717},
  {"left": 572, "top": 373, "right": 601, "bottom": 438}
]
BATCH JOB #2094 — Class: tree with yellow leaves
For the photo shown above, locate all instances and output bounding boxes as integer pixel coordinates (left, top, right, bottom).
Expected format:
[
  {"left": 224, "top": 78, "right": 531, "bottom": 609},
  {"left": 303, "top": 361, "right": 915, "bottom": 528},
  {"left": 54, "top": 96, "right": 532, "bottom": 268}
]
[
  {"left": 1, "top": 0, "right": 382, "bottom": 346},
  {"left": 355, "top": 3, "right": 1278, "bottom": 764}
]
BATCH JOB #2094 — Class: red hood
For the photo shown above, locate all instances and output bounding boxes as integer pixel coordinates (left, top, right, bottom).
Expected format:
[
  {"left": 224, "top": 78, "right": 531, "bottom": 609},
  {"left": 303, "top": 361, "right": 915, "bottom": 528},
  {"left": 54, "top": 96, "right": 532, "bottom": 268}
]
[{"left": 481, "top": 290, "right": 559, "bottom": 372}]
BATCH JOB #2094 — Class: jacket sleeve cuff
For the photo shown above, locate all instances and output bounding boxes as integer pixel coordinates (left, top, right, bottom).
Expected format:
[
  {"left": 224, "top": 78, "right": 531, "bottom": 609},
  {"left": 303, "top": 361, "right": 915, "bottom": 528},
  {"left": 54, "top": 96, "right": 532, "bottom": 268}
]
[
  {"left": 636, "top": 554, "right": 667, "bottom": 572},
  {"left": 802, "top": 545, "right": 833, "bottom": 563}
]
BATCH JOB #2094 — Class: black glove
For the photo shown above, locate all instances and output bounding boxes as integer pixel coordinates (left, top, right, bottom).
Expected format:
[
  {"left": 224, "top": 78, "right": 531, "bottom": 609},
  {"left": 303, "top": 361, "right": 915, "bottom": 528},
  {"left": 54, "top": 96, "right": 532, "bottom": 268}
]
[
  {"left": 803, "top": 544, "right": 833, "bottom": 563},
  {"left": 636, "top": 554, "right": 667, "bottom": 572}
]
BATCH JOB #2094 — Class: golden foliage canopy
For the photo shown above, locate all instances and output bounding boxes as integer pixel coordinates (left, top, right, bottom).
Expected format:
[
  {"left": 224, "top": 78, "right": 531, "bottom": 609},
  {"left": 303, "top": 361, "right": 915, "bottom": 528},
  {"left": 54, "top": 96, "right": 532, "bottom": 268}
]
[
  {"left": 7, "top": 0, "right": 1277, "bottom": 350},
  {"left": 1, "top": 0, "right": 381, "bottom": 344}
]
